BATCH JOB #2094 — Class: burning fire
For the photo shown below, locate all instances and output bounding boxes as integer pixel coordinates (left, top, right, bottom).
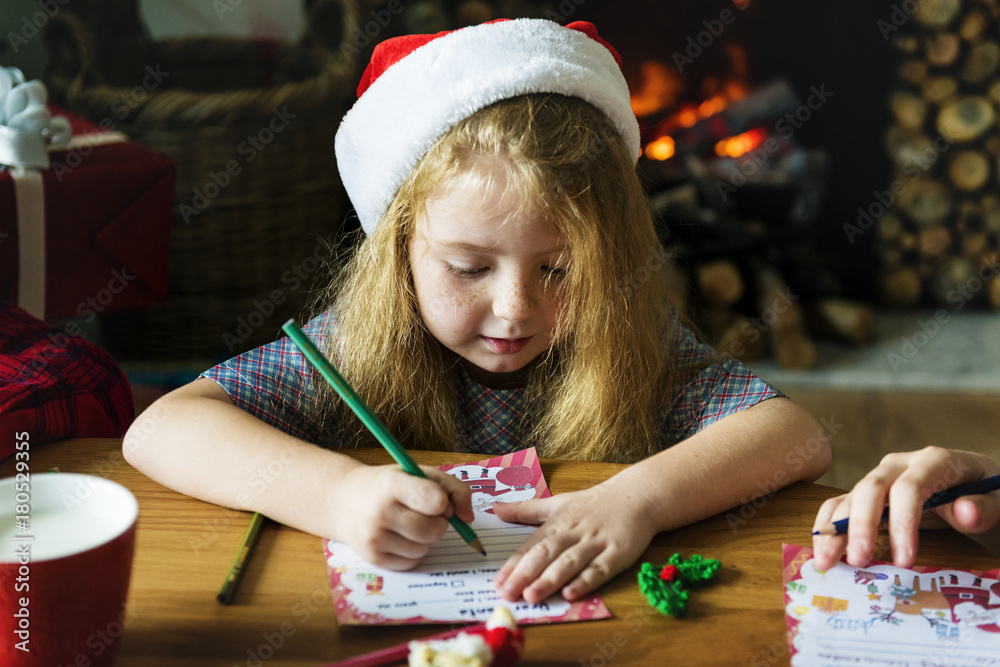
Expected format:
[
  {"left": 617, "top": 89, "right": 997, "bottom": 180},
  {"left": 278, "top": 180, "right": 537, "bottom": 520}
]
[
  {"left": 644, "top": 136, "right": 675, "bottom": 161},
  {"left": 638, "top": 77, "right": 762, "bottom": 161},
  {"left": 714, "top": 127, "right": 767, "bottom": 158},
  {"left": 630, "top": 61, "right": 682, "bottom": 117},
  {"left": 634, "top": 42, "right": 758, "bottom": 162}
]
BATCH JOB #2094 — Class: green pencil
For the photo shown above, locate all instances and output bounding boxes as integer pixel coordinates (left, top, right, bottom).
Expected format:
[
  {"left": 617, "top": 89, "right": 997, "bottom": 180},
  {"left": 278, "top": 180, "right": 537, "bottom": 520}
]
[
  {"left": 281, "top": 319, "right": 486, "bottom": 557},
  {"left": 217, "top": 511, "right": 266, "bottom": 605}
]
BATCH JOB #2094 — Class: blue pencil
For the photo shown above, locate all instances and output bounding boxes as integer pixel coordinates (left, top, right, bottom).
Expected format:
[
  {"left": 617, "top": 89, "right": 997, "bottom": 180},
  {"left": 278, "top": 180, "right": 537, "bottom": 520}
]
[{"left": 813, "top": 474, "right": 1000, "bottom": 536}]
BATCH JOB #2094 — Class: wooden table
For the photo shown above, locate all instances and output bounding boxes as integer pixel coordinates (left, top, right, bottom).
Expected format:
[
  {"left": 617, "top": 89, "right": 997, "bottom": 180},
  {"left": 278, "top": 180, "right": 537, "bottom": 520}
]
[{"left": 3, "top": 438, "right": 996, "bottom": 666}]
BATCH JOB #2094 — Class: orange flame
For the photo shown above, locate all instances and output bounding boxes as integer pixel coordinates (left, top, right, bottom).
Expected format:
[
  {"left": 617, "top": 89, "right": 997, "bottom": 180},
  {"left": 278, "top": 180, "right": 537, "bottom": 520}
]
[
  {"left": 644, "top": 136, "right": 676, "bottom": 161},
  {"left": 675, "top": 106, "right": 699, "bottom": 128},
  {"left": 698, "top": 95, "right": 727, "bottom": 118},
  {"left": 630, "top": 61, "right": 682, "bottom": 117},
  {"left": 714, "top": 128, "right": 767, "bottom": 158},
  {"left": 635, "top": 45, "right": 754, "bottom": 162}
]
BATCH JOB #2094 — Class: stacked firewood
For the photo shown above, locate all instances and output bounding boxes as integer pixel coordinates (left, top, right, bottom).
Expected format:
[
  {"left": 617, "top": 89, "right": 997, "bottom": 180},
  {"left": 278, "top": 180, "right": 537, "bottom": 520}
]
[
  {"left": 879, "top": 0, "right": 1000, "bottom": 310},
  {"left": 640, "top": 78, "right": 874, "bottom": 371},
  {"left": 695, "top": 256, "right": 873, "bottom": 371},
  {"left": 650, "top": 184, "right": 873, "bottom": 371}
]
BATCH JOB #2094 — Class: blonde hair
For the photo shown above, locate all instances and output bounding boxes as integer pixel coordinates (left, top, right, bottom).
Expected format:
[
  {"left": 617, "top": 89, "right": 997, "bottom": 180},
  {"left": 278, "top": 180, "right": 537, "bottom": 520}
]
[{"left": 310, "top": 94, "right": 684, "bottom": 463}]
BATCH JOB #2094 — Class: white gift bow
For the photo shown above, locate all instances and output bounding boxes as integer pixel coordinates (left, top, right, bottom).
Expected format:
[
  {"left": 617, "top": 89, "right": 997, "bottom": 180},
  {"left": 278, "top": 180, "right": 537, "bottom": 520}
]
[
  {"left": 1, "top": 66, "right": 72, "bottom": 319},
  {"left": 0, "top": 67, "right": 72, "bottom": 169}
]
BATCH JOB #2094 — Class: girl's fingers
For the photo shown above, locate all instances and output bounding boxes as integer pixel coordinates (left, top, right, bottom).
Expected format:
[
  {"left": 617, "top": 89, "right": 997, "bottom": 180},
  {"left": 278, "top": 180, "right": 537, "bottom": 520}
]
[
  {"left": 492, "top": 553, "right": 520, "bottom": 592},
  {"left": 496, "top": 537, "right": 559, "bottom": 601},
  {"left": 357, "top": 529, "right": 431, "bottom": 569},
  {"left": 493, "top": 497, "right": 566, "bottom": 597},
  {"left": 813, "top": 495, "right": 844, "bottom": 530},
  {"left": 842, "top": 457, "right": 909, "bottom": 567},
  {"left": 521, "top": 540, "right": 606, "bottom": 603},
  {"left": 951, "top": 493, "right": 1000, "bottom": 532},
  {"left": 492, "top": 496, "right": 555, "bottom": 526},
  {"left": 884, "top": 455, "right": 951, "bottom": 567},
  {"left": 424, "top": 468, "right": 475, "bottom": 524},
  {"left": 496, "top": 527, "right": 574, "bottom": 601},
  {"left": 388, "top": 507, "right": 451, "bottom": 544},
  {"left": 557, "top": 548, "right": 618, "bottom": 601},
  {"left": 811, "top": 448, "right": 1000, "bottom": 572},
  {"left": 883, "top": 447, "right": 992, "bottom": 566},
  {"left": 812, "top": 495, "right": 850, "bottom": 571},
  {"left": 884, "top": 479, "right": 924, "bottom": 568},
  {"left": 942, "top": 489, "right": 1000, "bottom": 556},
  {"left": 393, "top": 470, "right": 454, "bottom": 518}
]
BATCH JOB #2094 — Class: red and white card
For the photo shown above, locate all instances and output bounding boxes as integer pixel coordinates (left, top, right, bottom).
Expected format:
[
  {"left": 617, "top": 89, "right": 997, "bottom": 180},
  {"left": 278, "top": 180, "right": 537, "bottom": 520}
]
[{"left": 323, "top": 447, "right": 612, "bottom": 626}]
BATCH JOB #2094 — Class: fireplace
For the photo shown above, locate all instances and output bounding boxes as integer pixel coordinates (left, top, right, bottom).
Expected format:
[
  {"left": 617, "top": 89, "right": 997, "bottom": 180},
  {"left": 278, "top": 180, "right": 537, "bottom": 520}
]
[
  {"left": 554, "top": 2, "right": 905, "bottom": 366},
  {"left": 585, "top": 0, "right": 1000, "bottom": 313},
  {"left": 539, "top": 2, "right": 985, "bottom": 370}
]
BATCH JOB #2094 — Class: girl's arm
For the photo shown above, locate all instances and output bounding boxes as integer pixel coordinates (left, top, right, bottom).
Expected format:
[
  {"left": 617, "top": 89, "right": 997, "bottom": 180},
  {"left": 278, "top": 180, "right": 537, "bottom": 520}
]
[
  {"left": 493, "top": 396, "right": 830, "bottom": 603},
  {"left": 123, "top": 378, "right": 473, "bottom": 570},
  {"left": 812, "top": 446, "right": 1000, "bottom": 571}
]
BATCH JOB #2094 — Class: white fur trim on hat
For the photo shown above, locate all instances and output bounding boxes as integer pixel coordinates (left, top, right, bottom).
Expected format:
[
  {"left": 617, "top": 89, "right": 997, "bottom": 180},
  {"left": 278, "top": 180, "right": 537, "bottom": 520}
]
[{"left": 334, "top": 18, "right": 640, "bottom": 234}]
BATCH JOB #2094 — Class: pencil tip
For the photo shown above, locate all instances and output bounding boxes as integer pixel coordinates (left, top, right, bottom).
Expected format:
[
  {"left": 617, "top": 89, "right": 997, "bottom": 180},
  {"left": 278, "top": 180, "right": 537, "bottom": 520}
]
[
  {"left": 467, "top": 537, "right": 485, "bottom": 555},
  {"left": 811, "top": 530, "right": 820, "bottom": 536}
]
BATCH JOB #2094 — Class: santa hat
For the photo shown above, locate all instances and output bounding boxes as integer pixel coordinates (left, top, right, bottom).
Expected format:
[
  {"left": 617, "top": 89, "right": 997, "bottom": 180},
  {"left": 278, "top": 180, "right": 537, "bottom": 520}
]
[{"left": 334, "top": 18, "right": 639, "bottom": 234}]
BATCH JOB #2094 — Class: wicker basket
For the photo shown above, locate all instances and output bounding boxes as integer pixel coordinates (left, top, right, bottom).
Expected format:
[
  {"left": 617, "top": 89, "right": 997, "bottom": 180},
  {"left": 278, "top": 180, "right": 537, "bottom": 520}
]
[{"left": 42, "top": 0, "right": 361, "bottom": 360}]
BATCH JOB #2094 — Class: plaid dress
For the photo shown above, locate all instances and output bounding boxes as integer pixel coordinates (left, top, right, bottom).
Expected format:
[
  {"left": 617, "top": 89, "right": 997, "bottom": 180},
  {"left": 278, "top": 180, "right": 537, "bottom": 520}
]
[{"left": 200, "top": 310, "right": 781, "bottom": 456}]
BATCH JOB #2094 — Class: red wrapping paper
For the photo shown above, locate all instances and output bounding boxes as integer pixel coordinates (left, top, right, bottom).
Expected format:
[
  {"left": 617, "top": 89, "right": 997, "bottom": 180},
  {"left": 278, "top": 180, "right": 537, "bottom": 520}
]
[{"left": 0, "top": 108, "right": 175, "bottom": 321}]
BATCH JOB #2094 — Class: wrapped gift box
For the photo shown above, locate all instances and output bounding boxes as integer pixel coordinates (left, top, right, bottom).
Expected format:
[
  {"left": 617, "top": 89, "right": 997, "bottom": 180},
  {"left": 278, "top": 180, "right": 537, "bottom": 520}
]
[{"left": 0, "top": 107, "right": 175, "bottom": 321}]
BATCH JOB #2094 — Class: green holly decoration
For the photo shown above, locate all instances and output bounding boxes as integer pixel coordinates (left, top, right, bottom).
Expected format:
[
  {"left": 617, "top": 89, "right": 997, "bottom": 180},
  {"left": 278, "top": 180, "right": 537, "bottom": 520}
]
[{"left": 638, "top": 553, "right": 721, "bottom": 617}]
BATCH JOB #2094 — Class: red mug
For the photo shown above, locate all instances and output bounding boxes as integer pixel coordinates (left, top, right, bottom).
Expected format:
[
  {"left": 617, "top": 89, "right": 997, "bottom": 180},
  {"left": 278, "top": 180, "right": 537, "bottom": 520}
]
[{"left": 1, "top": 473, "right": 138, "bottom": 667}]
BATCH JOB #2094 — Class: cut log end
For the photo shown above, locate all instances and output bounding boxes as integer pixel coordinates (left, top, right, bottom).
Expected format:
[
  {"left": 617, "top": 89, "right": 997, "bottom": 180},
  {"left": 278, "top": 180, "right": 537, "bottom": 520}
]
[
  {"left": 938, "top": 97, "right": 996, "bottom": 143},
  {"left": 914, "top": 0, "right": 962, "bottom": 28},
  {"left": 700, "top": 308, "right": 766, "bottom": 362},
  {"left": 696, "top": 259, "right": 745, "bottom": 306},
  {"left": 880, "top": 268, "right": 922, "bottom": 307},
  {"left": 774, "top": 336, "right": 817, "bottom": 371},
  {"left": 805, "top": 298, "right": 874, "bottom": 346},
  {"left": 898, "top": 179, "right": 953, "bottom": 227},
  {"left": 948, "top": 150, "right": 991, "bottom": 191}
]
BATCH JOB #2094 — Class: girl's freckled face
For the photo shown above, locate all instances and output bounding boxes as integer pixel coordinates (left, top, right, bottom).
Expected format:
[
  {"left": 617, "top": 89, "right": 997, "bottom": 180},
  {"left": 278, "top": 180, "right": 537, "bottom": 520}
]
[{"left": 408, "top": 176, "right": 567, "bottom": 388}]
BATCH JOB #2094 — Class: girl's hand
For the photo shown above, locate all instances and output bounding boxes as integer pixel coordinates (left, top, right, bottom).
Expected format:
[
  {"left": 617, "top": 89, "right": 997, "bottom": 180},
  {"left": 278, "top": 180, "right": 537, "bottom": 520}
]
[
  {"left": 491, "top": 478, "right": 658, "bottom": 604},
  {"left": 812, "top": 446, "right": 1000, "bottom": 572},
  {"left": 330, "top": 464, "right": 474, "bottom": 570}
]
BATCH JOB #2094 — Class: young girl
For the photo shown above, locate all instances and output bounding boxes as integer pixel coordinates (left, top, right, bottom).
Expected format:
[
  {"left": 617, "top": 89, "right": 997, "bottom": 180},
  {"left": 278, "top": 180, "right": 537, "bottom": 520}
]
[
  {"left": 812, "top": 446, "right": 1000, "bottom": 572},
  {"left": 125, "top": 18, "right": 831, "bottom": 605}
]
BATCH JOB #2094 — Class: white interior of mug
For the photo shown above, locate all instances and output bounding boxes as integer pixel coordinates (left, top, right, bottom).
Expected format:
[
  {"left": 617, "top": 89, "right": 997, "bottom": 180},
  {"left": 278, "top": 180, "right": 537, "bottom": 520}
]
[{"left": 0, "top": 474, "right": 138, "bottom": 562}]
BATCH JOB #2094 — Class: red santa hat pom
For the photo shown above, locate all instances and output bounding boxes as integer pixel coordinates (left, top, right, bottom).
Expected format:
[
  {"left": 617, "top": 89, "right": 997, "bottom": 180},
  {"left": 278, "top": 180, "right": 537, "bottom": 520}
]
[{"left": 334, "top": 18, "right": 639, "bottom": 234}]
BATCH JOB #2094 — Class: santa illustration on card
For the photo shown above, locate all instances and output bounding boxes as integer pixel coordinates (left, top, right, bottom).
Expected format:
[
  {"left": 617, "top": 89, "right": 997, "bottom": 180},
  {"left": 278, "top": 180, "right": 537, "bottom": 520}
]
[{"left": 447, "top": 465, "right": 536, "bottom": 514}]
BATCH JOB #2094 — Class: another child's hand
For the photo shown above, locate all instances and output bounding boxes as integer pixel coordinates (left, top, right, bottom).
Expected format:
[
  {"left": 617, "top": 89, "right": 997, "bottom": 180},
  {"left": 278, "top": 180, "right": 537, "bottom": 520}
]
[
  {"left": 331, "top": 464, "right": 474, "bottom": 570},
  {"left": 812, "top": 446, "right": 1000, "bottom": 572},
  {"left": 491, "top": 479, "right": 657, "bottom": 604}
]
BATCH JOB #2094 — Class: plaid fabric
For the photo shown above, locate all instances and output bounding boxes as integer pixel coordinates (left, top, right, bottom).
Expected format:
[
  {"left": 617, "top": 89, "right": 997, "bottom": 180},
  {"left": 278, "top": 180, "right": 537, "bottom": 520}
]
[
  {"left": 199, "top": 315, "right": 325, "bottom": 445},
  {"left": 201, "top": 310, "right": 781, "bottom": 455},
  {"left": 453, "top": 367, "right": 531, "bottom": 457},
  {"left": 659, "top": 316, "right": 783, "bottom": 445},
  {"left": 0, "top": 301, "right": 135, "bottom": 461}
]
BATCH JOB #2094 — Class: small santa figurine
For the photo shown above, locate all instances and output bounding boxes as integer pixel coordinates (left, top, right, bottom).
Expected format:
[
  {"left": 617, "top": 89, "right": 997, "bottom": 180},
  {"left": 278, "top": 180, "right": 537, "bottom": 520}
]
[{"left": 408, "top": 606, "right": 524, "bottom": 667}]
